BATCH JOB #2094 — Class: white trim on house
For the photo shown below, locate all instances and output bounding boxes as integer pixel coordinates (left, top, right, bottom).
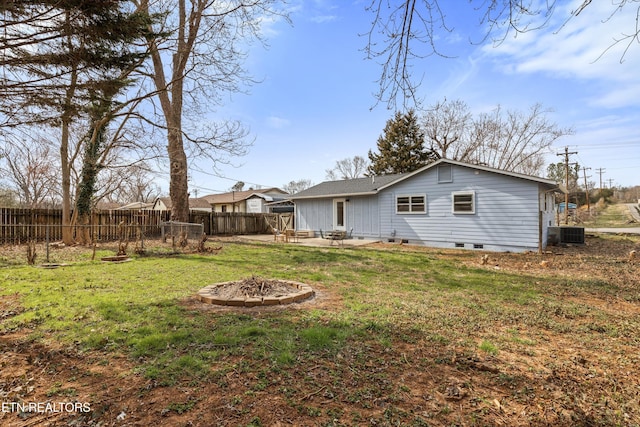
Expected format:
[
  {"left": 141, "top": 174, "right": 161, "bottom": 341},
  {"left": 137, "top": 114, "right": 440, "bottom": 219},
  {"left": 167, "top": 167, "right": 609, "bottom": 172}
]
[
  {"left": 452, "top": 191, "right": 475, "bottom": 214},
  {"left": 376, "top": 158, "right": 559, "bottom": 192},
  {"left": 396, "top": 194, "right": 427, "bottom": 214}
]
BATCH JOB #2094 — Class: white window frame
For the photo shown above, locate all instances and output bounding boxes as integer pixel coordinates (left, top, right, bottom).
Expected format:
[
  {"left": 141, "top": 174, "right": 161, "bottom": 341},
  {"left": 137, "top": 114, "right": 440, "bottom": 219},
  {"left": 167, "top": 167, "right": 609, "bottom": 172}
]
[
  {"left": 396, "top": 194, "right": 427, "bottom": 214},
  {"left": 437, "top": 164, "right": 453, "bottom": 183},
  {"left": 452, "top": 191, "right": 475, "bottom": 214}
]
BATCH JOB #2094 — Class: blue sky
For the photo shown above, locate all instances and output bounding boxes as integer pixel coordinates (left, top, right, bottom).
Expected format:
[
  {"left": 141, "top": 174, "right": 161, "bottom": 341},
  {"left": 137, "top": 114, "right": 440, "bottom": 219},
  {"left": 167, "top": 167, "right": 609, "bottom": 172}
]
[{"left": 184, "top": 0, "right": 640, "bottom": 196}]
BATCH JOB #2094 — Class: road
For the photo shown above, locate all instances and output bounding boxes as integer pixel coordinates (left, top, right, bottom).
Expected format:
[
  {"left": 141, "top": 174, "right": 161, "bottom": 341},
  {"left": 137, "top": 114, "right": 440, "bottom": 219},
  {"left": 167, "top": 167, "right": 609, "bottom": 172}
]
[{"left": 586, "top": 228, "right": 640, "bottom": 235}]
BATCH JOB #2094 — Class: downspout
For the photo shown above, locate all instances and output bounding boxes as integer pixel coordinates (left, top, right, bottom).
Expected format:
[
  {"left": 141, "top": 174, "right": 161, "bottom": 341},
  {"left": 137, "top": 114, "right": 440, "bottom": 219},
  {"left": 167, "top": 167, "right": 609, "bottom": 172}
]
[{"left": 538, "top": 185, "right": 543, "bottom": 255}]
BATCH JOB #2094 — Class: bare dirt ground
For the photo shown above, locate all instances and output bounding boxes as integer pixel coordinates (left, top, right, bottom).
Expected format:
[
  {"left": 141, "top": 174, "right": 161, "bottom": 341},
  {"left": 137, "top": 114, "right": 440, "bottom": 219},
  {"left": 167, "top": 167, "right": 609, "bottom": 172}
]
[{"left": 1, "top": 234, "right": 639, "bottom": 426}]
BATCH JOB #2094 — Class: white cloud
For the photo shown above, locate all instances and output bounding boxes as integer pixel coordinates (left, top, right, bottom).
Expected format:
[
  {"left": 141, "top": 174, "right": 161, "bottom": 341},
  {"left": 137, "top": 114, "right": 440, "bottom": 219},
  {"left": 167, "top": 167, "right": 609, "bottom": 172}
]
[
  {"left": 266, "top": 115, "right": 291, "bottom": 129},
  {"left": 310, "top": 15, "right": 337, "bottom": 24},
  {"left": 482, "top": 1, "right": 640, "bottom": 107}
]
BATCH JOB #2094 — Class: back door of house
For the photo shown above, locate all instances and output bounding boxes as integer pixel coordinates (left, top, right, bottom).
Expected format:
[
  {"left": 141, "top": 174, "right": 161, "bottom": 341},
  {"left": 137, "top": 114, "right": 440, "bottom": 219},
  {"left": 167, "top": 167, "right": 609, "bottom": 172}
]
[{"left": 333, "top": 198, "right": 346, "bottom": 231}]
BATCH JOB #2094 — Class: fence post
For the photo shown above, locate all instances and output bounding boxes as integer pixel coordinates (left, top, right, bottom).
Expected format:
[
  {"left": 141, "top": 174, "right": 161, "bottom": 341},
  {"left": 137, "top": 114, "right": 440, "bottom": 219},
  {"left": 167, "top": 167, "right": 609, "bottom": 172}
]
[{"left": 45, "top": 224, "right": 50, "bottom": 263}]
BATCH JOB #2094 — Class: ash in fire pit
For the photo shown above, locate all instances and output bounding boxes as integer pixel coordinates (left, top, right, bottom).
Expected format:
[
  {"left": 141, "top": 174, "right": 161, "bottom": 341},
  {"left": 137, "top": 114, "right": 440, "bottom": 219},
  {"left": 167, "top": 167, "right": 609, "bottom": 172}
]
[{"left": 198, "top": 276, "right": 314, "bottom": 307}]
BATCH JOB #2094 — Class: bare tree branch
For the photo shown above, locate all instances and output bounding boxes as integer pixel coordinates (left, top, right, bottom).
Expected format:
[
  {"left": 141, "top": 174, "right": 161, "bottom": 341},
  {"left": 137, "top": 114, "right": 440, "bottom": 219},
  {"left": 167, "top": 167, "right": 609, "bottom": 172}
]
[{"left": 365, "top": 1, "right": 640, "bottom": 109}]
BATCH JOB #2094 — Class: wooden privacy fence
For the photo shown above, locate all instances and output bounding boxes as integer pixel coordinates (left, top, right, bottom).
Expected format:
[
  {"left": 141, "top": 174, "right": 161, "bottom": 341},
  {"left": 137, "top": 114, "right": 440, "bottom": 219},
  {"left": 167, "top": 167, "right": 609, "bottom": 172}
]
[
  {"left": 191, "top": 212, "right": 274, "bottom": 236},
  {"left": 0, "top": 208, "right": 284, "bottom": 244}
]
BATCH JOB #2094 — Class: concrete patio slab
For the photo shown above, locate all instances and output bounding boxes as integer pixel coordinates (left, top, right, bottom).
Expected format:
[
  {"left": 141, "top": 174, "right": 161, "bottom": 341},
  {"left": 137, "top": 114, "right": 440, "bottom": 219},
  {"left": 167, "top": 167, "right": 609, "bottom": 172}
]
[{"left": 236, "top": 234, "right": 380, "bottom": 247}]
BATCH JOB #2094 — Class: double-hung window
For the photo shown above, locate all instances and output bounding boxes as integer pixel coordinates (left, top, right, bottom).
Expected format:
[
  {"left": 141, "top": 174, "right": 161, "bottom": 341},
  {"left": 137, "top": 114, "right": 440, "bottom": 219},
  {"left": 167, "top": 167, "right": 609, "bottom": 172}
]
[
  {"left": 452, "top": 191, "right": 475, "bottom": 214},
  {"left": 396, "top": 194, "right": 426, "bottom": 214}
]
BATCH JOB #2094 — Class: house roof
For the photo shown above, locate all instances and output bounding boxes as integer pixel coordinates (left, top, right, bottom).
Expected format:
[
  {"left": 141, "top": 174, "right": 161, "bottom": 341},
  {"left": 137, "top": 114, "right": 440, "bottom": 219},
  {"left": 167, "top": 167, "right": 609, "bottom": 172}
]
[
  {"left": 153, "top": 197, "right": 212, "bottom": 210},
  {"left": 290, "top": 159, "right": 561, "bottom": 200},
  {"left": 95, "top": 201, "right": 123, "bottom": 210},
  {"left": 202, "top": 188, "right": 287, "bottom": 205},
  {"left": 116, "top": 201, "right": 154, "bottom": 210},
  {"left": 290, "top": 174, "right": 404, "bottom": 199}
]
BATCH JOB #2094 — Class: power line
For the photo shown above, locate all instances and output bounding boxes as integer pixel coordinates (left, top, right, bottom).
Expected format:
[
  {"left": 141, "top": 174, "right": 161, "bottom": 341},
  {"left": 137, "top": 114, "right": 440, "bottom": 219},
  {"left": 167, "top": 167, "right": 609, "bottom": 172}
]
[{"left": 189, "top": 165, "right": 281, "bottom": 191}]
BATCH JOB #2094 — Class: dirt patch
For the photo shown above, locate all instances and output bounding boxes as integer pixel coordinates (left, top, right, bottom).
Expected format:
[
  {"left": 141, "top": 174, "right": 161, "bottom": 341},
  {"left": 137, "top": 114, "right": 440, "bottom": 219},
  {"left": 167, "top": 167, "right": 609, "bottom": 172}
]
[
  {"left": 370, "top": 233, "right": 640, "bottom": 291},
  {"left": 0, "top": 333, "right": 146, "bottom": 427}
]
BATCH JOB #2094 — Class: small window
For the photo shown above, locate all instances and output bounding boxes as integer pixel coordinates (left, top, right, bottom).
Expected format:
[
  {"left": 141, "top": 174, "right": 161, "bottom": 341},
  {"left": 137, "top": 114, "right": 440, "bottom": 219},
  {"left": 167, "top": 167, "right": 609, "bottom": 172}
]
[
  {"left": 455, "top": 243, "right": 465, "bottom": 248},
  {"left": 396, "top": 194, "right": 426, "bottom": 214},
  {"left": 438, "top": 165, "right": 452, "bottom": 183},
  {"left": 452, "top": 191, "right": 475, "bottom": 214}
]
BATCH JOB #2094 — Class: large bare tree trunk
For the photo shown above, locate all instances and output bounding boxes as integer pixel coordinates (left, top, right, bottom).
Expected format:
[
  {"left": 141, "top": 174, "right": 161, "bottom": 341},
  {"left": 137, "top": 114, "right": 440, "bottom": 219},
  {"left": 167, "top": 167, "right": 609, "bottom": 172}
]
[
  {"left": 137, "top": 0, "right": 271, "bottom": 219},
  {"left": 168, "top": 127, "right": 190, "bottom": 221},
  {"left": 141, "top": 0, "right": 197, "bottom": 223}
]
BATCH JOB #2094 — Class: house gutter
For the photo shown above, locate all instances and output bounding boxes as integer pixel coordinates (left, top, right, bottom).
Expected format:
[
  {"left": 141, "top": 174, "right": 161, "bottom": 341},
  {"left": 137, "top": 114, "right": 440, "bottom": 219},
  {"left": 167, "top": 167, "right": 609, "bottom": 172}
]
[{"left": 288, "top": 191, "right": 379, "bottom": 201}]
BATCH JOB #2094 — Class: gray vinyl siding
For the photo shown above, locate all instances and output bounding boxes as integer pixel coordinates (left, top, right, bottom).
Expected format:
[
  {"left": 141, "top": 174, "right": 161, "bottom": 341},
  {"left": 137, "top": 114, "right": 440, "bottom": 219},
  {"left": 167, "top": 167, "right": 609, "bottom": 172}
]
[
  {"left": 293, "top": 161, "right": 555, "bottom": 252},
  {"left": 295, "top": 199, "right": 333, "bottom": 233},
  {"left": 295, "top": 196, "right": 381, "bottom": 238},
  {"left": 345, "top": 195, "right": 380, "bottom": 238},
  {"left": 379, "top": 165, "right": 542, "bottom": 252}
]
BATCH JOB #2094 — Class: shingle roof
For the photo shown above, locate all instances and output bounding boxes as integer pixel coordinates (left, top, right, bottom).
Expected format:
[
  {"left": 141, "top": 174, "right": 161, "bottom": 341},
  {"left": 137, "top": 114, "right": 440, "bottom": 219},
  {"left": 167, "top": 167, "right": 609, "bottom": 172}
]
[
  {"left": 189, "top": 198, "right": 214, "bottom": 209},
  {"left": 155, "top": 197, "right": 211, "bottom": 209},
  {"left": 290, "top": 174, "right": 404, "bottom": 199},
  {"left": 202, "top": 188, "right": 286, "bottom": 204}
]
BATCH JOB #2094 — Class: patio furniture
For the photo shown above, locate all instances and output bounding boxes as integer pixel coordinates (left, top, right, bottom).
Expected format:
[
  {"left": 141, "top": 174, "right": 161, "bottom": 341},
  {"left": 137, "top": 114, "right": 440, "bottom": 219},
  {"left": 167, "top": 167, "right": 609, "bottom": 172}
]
[
  {"left": 285, "top": 229, "right": 299, "bottom": 243},
  {"left": 320, "top": 229, "right": 350, "bottom": 246}
]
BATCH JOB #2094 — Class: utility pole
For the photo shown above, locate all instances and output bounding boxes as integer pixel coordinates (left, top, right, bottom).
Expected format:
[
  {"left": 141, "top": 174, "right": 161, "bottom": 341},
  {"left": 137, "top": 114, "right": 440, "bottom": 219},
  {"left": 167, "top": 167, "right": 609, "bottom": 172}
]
[
  {"left": 557, "top": 146, "right": 578, "bottom": 225},
  {"left": 607, "top": 178, "right": 614, "bottom": 189},
  {"left": 582, "top": 166, "right": 591, "bottom": 216},
  {"left": 596, "top": 168, "right": 605, "bottom": 194}
]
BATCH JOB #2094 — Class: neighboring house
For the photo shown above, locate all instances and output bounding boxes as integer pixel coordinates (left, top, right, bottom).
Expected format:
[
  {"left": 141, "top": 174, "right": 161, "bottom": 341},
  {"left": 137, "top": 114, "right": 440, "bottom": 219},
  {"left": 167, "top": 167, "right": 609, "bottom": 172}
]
[
  {"left": 202, "top": 188, "right": 289, "bottom": 213},
  {"left": 152, "top": 197, "right": 212, "bottom": 213},
  {"left": 290, "top": 159, "right": 563, "bottom": 253},
  {"left": 557, "top": 202, "right": 577, "bottom": 213},
  {"left": 115, "top": 201, "right": 155, "bottom": 210}
]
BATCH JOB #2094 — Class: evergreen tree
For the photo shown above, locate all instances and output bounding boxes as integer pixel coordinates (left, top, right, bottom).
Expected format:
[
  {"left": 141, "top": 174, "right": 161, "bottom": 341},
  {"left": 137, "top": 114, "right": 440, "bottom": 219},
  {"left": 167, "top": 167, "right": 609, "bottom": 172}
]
[
  {"left": 367, "top": 109, "right": 438, "bottom": 175},
  {"left": 547, "top": 162, "right": 580, "bottom": 193}
]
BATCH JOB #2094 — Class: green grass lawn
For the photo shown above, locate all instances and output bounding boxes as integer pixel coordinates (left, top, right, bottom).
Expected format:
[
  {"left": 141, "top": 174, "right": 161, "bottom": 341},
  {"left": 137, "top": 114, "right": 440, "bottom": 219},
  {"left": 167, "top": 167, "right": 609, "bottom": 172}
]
[
  {"left": 2, "top": 244, "right": 543, "bottom": 360},
  {"left": 1, "top": 240, "right": 638, "bottom": 426}
]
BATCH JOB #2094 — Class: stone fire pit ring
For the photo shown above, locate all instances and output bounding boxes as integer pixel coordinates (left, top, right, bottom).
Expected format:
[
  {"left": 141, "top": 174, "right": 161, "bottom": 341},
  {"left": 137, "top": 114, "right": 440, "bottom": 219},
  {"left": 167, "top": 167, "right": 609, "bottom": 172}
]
[{"left": 198, "top": 279, "right": 315, "bottom": 307}]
